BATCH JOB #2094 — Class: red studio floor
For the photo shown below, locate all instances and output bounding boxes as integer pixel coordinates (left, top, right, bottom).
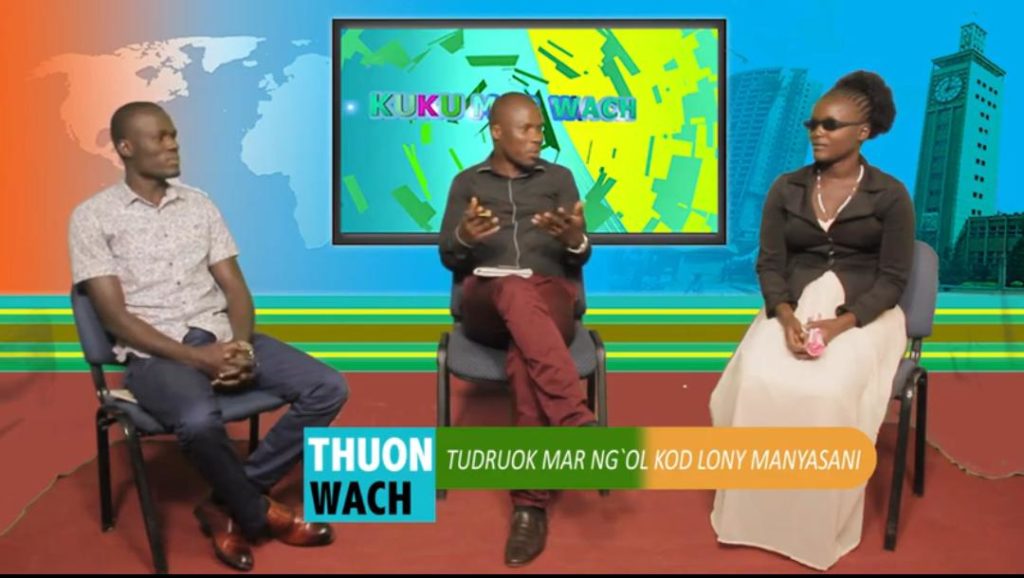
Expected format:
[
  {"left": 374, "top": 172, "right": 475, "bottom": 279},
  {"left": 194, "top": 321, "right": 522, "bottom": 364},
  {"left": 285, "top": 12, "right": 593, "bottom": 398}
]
[{"left": 0, "top": 372, "right": 1022, "bottom": 573}]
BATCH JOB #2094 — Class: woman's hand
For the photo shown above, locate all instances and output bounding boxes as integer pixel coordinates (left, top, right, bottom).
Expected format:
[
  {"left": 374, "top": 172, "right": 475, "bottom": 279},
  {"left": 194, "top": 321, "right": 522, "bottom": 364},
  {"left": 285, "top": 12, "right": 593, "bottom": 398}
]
[
  {"left": 775, "top": 304, "right": 809, "bottom": 358},
  {"left": 806, "top": 313, "right": 858, "bottom": 346}
]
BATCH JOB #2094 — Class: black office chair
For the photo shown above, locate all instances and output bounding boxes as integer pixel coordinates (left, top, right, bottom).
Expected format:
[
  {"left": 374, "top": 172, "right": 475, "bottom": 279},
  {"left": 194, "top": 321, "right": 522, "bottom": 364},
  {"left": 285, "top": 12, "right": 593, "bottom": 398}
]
[
  {"left": 435, "top": 271, "right": 608, "bottom": 500},
  {"left": 884, "top": 240, "right": 938, "bottom": 551},
  {"left": 70, "top": 284, "right": 287, "bottom": 574}
]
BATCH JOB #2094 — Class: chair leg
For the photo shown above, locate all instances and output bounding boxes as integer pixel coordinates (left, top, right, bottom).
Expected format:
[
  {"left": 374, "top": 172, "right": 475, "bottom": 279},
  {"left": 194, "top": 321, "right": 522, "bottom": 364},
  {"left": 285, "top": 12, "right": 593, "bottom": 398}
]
[
  {"left": 436, "top": 333, "right": 449, "bottom": 501},
  {"left": 96, "top": 411, "right": 114, "bottom": 531},
  {"left": 119, "top": 418, "right": 168, "bottom": 574},
  {"left": 598, "top": 366, "right": 608, "bottom": 428},
  {"left": 590, "top": 330, "right": 608, "bottom": 428},
  {"left": 437, "top": 333, "right": 450, "bottom": 428},
  {"left": 885, "top": 388, "right": 913, "bottom": 551},
  {"left": 598, "top": 360, "right": 610, "bottom": 499},
  {"left": 248, "top": 415, "right": 260, "bottom": 455},
  {"left": 914, "top": 370, "right": 928, "bottom": 497},
  {"left": 586, "top": 374, "right": 597, "bottom": 415},
  {"left": 590, "top": 330, "right": 610, "bottom": 497},
  {"left": 442, "top": 368, "right": 451, "bottom": 429}
]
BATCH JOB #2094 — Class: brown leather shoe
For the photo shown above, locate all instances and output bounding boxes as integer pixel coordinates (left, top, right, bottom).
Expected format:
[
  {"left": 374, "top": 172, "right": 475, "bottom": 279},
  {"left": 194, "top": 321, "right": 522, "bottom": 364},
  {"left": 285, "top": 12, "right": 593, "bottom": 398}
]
[
  {"left": 193, "top": 500, "right": 254, "bottom": 572},
  {"left": 504, "top": 506, "right": 547, "bottom": 567},
  {"left": 264, "top": 497, "right": 334, "bottom": 547}
]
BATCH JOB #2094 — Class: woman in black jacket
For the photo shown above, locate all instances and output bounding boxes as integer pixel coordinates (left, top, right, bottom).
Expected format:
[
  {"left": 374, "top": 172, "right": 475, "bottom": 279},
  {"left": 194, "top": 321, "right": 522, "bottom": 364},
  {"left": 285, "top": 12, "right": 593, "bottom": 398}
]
[{"left": 709, "top": 71, "right": 915, "bottom": 570}]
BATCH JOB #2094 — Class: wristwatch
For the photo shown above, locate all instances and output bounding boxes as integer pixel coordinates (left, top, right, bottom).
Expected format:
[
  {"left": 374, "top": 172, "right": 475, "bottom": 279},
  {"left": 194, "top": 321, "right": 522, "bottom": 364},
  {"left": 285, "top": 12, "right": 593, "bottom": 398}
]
[{"left": 567, "top": 234, "right": 589, "bottom": 254}]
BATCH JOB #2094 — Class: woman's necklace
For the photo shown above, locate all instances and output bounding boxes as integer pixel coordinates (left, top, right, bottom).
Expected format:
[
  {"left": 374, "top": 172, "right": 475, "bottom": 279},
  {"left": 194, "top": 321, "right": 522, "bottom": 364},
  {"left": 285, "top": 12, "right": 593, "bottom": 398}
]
[{"left": 816, "top": 164, "right": 864, "bottom": 221}]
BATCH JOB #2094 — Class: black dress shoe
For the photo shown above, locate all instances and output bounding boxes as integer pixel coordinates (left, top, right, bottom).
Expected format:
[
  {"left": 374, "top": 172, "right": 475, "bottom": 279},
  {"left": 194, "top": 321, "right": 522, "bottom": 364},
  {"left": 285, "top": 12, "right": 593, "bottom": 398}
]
[{"left": 505, "top": 506, "right": 547, "bottom": 567}]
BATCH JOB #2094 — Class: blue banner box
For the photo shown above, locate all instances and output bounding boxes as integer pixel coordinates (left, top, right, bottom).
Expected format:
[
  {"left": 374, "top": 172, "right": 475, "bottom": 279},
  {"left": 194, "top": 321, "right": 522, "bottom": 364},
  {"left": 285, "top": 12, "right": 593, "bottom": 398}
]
[{"left": 304, "top": 427, "right": 436, "bottom": 523}]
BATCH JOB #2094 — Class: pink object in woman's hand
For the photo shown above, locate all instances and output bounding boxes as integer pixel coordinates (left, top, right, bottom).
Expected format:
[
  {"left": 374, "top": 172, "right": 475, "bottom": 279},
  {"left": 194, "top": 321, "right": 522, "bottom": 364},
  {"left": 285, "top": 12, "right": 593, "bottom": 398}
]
[{"left": 805, "top": 326, "right": 826, "bottom": 357}]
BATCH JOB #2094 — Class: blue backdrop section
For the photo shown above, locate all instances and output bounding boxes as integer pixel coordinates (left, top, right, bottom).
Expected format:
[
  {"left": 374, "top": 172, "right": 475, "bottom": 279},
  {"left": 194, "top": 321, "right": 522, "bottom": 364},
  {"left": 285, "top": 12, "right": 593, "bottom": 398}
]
[{"left": 151, "top": 0, "right": 1020, "bottom": 295}]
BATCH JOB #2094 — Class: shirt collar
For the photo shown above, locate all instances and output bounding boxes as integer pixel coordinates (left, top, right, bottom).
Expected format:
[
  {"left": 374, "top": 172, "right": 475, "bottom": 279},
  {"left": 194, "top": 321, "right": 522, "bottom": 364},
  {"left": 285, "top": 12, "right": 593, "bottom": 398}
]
[
  {"left": 475, "top": 154, "right": 548, "bottom": 175},
  {"left": 118, "top": 182, "right": 183, "bottom": 207}
]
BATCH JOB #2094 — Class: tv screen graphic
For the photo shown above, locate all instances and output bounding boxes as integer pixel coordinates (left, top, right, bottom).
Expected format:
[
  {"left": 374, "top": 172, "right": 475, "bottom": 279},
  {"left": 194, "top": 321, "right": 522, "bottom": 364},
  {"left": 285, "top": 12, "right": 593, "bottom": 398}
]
[{"left": 333, "top": 19, "right": 725, "bottom": 245}]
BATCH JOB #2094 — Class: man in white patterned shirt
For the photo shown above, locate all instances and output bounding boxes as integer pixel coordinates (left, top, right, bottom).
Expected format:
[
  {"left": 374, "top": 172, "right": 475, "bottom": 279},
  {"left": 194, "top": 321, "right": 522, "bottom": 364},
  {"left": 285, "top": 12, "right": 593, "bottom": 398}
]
[{"left": 68, "top": 102, "right": 347, "bottom": 572}]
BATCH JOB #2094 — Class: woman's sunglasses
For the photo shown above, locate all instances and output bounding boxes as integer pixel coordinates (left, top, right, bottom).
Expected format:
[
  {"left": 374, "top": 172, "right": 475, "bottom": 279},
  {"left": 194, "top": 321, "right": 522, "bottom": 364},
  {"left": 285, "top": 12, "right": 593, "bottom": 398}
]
[{"left": 803, "top": 117, "right": 866, "bottom": 131}]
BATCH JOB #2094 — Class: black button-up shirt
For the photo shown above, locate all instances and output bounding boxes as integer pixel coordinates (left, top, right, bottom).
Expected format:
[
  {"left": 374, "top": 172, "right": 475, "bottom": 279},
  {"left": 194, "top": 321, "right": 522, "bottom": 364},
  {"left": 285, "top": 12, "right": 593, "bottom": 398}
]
[
  {"left": 756, "top": 158, "right": 916, "bottom": 327},
  {"left": 439, "top": 157, "right": 592, "bottom": 278}
]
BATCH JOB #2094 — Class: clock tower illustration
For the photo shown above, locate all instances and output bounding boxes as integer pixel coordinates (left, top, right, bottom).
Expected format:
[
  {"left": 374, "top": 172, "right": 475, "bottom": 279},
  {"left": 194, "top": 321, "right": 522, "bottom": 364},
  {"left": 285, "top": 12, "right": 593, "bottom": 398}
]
[{"left": 913, "top": 22, "right": 1005, "bottom": 262}]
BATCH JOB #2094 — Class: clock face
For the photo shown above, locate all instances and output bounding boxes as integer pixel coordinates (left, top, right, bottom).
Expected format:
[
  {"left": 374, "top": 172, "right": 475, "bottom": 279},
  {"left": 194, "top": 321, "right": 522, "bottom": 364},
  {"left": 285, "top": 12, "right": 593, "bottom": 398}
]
[{"left": 934, "top": 76, "right": 963, "bottom": 103}]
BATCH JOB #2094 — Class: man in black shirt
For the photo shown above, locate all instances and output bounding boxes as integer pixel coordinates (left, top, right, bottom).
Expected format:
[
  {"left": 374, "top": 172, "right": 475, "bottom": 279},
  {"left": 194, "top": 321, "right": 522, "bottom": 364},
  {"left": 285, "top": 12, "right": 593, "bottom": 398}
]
[{"left": 438, "top": 92, "right": 597, "bottom": 567}]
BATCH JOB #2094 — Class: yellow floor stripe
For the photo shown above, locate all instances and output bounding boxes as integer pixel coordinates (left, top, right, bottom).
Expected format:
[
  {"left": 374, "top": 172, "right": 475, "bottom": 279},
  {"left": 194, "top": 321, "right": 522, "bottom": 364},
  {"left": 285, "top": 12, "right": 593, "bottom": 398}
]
[
  {"left": 0, "top": 308, "right": 754, "bottom": 316},
  {"left": 0, "top": 352, "right": 84, "bottom": 358},
  {"left": 934, "top": 309, "right": 1024, "bottom": 315},
  {"left": 0, "top": 308, "right": 452, "bottom": 316},
  {"left": 3, "top": 351, "right": 1023, "bottom": 360},
  {"left": 919, "top": 351, "right": 1024, "bottom": 359},
  {"left": 589, "top": 309, "right": 760, "bottom": 315},
  {"left": 0, "top": 309, "right": 72, "bottom": 315},
  {"left": 607, "top": 352, "right": 734, "bottom": 359},
  {"left": 310, "top": 352, "right": 436, "bottom": 359},
  {"left": 608, "top": 352, "right": 1024, "bottom": 359},
  {"left": 3, "top": 307, "right": 1024, "bottom": 317},
  {"left": 257, "top": 309, "right": 450, "bottom": 316}
]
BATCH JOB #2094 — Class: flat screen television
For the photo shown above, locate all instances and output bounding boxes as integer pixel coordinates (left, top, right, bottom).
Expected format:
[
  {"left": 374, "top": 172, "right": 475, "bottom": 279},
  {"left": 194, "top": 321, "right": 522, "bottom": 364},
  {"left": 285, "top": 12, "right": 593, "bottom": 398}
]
[{"left": 333, "top": 19, "right": 726, "bottom": 245}]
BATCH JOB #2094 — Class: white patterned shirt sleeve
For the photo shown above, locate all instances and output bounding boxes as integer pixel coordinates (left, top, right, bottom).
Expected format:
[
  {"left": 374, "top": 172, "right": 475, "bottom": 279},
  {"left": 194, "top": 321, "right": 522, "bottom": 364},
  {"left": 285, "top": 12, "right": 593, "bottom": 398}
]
[{"left": 68, "top": 203, "right": 119, "bottom": 284}]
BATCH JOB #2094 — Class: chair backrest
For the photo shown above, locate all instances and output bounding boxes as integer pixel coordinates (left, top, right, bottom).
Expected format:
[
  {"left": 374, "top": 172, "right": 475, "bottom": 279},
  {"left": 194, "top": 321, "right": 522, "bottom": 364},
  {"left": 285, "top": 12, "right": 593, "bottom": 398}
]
[
  {"left": 451, "top": 269, "right": 587, "bottom": 321},
  {"left": 898, "top": 240, "right": 939, "bottom": 339},
  {"left": 70, "top": 284, "right": 118, "bottom": 365}
]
